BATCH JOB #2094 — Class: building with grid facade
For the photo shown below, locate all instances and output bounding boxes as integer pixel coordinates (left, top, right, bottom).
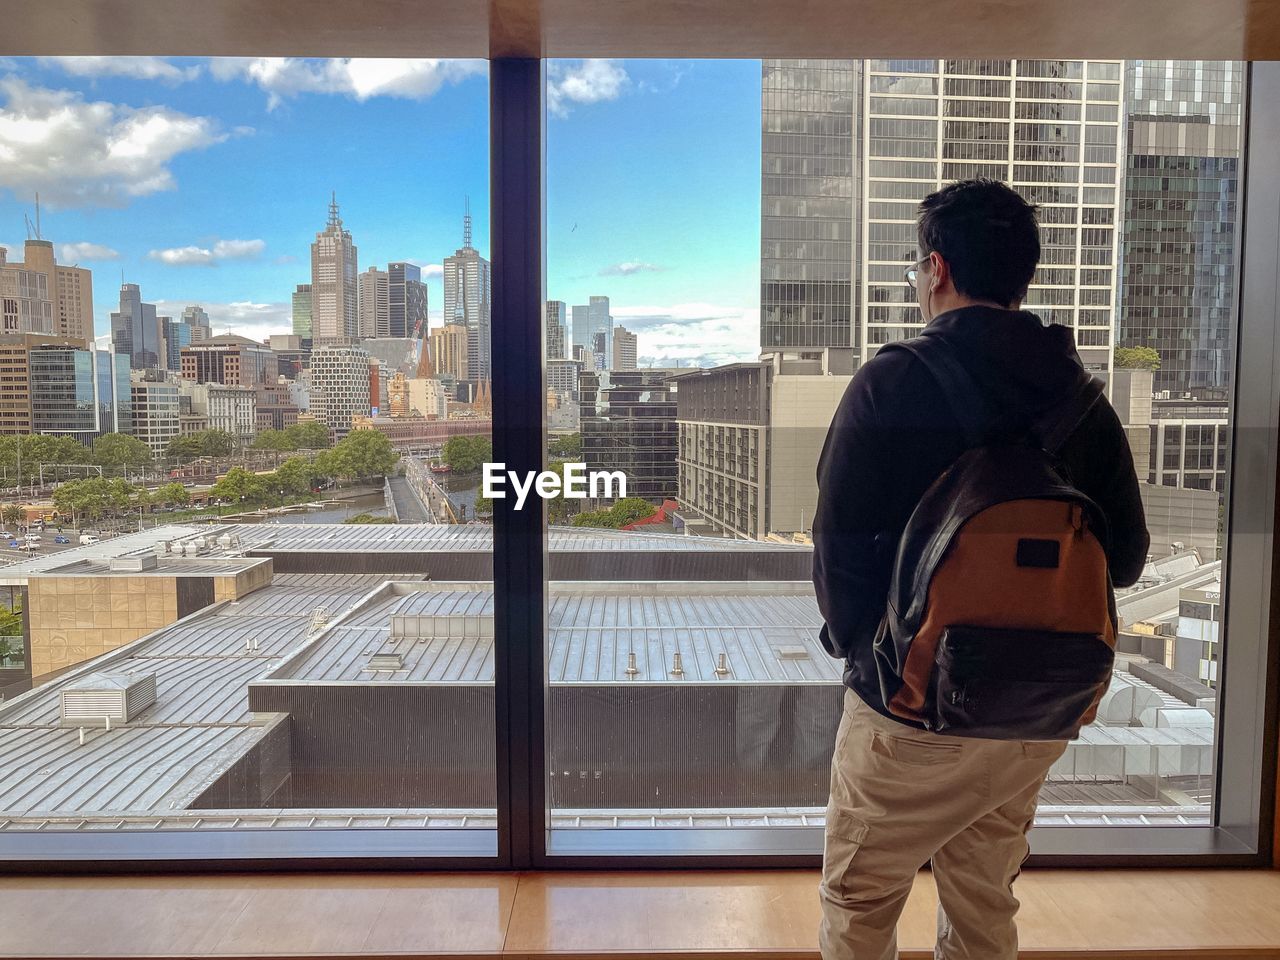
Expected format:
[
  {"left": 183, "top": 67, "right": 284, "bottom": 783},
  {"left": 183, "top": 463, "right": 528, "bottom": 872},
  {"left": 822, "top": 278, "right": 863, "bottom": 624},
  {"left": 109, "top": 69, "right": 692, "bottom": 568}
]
[
  {"left": 1118, "top": 60, "right": 1243, "bottom": 400},
  {"left": 310, "top": 197, "right": 359, "bottom": 345},
  {"left": 310, "top": 344, "right": 372, "bottom": 440},
  {"left": 580, "top": 369, "right": 680, "bottom": 502},
  {"left": 761, "top": 59, "right": 1125, "bottom": 374}
]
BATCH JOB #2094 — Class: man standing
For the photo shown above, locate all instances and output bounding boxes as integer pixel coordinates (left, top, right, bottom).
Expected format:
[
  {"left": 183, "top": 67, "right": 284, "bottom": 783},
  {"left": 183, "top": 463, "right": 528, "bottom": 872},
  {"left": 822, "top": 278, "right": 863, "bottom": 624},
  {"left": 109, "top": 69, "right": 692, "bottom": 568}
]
[{"left": 813, "top": 179, "right": 1149, "bottom": 959}]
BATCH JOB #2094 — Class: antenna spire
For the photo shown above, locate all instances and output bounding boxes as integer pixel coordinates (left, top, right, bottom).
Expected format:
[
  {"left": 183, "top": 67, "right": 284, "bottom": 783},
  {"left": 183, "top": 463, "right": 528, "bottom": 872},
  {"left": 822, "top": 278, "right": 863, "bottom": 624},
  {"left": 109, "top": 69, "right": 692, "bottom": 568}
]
[
  {"left": 35, "top": 192, "right": 41, "bottom": 241},
  {"left": 328, "top": 191, "right": 341, "bottom": 228},
  {"left": 463, "top": 196, "right": 472, "bottom": 249}
]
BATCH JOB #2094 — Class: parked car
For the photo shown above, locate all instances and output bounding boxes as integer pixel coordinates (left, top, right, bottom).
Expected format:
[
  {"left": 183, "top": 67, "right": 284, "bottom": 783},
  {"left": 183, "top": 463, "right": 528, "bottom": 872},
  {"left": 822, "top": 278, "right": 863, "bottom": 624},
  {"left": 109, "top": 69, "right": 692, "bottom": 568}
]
[
  {"left": 7, "top": 540, "right": 19, "bottom": 548},
  {"left": 23, "top": 534, "right": 41, "bottom": 543},
  {"left": 54, "top": 535, "right": 70, "bottom": 544},
  {"left": 78, "top": 534, "right": 100, "bottom": 546}
]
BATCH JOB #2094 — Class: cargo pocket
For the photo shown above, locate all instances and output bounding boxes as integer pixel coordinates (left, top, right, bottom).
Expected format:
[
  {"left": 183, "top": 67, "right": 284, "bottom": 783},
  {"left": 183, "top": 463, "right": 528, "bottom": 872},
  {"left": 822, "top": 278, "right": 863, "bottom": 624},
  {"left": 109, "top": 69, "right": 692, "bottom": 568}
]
[{"left": 822, "top": 809, "right": 870, "bottom": 901}]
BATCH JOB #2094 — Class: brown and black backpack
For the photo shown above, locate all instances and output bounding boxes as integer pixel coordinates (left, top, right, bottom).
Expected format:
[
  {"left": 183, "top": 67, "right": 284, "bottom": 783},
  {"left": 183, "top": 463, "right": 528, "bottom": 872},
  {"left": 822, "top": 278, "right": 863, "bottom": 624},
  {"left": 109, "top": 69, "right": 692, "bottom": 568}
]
[{"left": 873, "top": 335, "right": 1117, "bottom": 741}]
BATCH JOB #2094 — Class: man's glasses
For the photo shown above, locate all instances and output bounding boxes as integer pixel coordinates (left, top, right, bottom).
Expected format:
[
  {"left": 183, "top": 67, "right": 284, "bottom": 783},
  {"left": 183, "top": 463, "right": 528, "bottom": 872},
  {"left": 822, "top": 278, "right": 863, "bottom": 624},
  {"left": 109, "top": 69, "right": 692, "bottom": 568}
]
[{"left": 904, "top": 255, "right": 929, "bottom": 290}]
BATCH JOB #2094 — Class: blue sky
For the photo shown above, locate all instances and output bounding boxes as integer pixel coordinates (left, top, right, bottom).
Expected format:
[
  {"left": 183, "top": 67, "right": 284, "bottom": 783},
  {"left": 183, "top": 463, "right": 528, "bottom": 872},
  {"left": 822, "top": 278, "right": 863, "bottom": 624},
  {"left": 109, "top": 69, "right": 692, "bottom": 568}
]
[{"left": 0, "top": 57, "right": 762, "bottom": 366}]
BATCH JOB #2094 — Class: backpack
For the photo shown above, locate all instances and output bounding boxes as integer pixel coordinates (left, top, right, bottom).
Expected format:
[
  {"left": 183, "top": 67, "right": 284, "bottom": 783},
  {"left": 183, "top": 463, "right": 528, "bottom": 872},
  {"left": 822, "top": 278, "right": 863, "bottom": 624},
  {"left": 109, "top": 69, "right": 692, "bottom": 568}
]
[{"left": 872, "top": 335, "right": 1116, "bottom": 741}]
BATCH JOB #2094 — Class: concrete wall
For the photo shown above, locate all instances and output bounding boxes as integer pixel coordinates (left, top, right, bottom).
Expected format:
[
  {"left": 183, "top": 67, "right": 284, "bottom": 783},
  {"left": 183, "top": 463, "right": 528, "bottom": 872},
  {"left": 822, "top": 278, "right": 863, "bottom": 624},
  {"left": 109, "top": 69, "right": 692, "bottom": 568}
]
[
  {"left": 767, "top": 374, "right": 851, "bottom": 535},
  {"left": 1139, "top": 482, "right": 1221, "bottom": 559}
]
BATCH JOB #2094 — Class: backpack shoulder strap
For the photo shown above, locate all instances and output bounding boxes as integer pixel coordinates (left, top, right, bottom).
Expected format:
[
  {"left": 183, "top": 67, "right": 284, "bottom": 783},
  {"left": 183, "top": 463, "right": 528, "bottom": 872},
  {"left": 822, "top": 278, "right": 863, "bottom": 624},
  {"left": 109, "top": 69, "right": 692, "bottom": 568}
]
[
  {"left": 882, "top": 337, "right": 986, "bottom": 448},
  {"left": 1038, "top": 372, "right": 1105, "bottom": 456}
]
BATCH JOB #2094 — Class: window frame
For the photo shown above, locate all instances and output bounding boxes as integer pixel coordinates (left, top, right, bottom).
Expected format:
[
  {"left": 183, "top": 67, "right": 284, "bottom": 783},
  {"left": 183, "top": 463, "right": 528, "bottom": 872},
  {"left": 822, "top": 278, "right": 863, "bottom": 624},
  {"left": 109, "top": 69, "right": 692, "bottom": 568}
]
[{"left": 0, "top": 58, "right": 1274, "bottom": 873}]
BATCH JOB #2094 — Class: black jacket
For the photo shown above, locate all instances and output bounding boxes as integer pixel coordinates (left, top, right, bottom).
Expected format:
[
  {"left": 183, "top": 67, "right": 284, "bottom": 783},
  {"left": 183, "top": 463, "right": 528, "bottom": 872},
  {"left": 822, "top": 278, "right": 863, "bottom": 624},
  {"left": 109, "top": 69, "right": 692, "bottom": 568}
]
[{"left": 812, "top": 306, "right": 1150, "bottom": 726}]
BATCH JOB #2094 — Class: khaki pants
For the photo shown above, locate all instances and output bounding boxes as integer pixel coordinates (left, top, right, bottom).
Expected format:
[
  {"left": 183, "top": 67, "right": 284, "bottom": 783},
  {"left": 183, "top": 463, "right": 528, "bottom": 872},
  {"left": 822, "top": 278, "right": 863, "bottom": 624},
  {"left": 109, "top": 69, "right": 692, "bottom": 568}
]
[{"left": 820, "top": 690, "right": 1067, "bottom": 960}]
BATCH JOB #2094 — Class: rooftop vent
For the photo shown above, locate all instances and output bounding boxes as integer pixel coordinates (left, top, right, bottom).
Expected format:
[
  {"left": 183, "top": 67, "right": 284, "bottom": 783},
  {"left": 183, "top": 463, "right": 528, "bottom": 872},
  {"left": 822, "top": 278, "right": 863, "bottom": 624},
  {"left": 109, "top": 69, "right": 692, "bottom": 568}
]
[
  {"left": 366, "top": 652, "right": 404, "bottom": 671},
  {"left": 774, "top": 645, "right": 811, "bottom": 661},
  {"left": 60, "top": 671, "right": 157, "bottom": 728},
  {"left": 391, "top": 614, "right": 493, "bottom": 642},
  {"left": 109, "top": 554, "right": 157, "bottom": 573}
]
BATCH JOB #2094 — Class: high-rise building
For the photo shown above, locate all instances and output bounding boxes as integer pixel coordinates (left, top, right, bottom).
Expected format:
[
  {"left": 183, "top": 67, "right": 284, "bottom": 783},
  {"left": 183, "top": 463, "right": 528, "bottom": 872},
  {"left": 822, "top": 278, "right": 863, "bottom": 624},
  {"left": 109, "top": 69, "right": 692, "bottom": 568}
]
[
  {"left": 292, "top": 284, "right": 313, "bottom": 340},
  {"left": 548, "top": 358, "right": 582, "bottom": 401},
  {"left": 255, "top": 382, "right": 300, "bottom": 433},
  {"left": 29, "top": 343, "right": 98, "bottom": 441},
  {"left": 161, "top": 315, "right": 193, "bottom": 371},
  {"left": 182, "top": 305, "right": 213, "bottom": 343},
  {"left": 571, "top": 297, "right": 613, "bottom": 370},
  {"left": 180, "top": 335, "right": 275, "bottom": 386},
  {"left": 129, "top": 372, "right": 180, "bottom": 457},
  {"left": 406, "top": 377, "right": 448, "bottom": 419},
  {"left": 1118, "top": 60, "right": 1244, "bottom": 400},
  {"left": 579, "top": 368, "right": 680, "bottom": 502},
  {"left": 310, "top": 195, "right": 358, "bottom": 345},
  {"left": 429, "top": 322, "right": 470, "bottom": 384},
  {"left": 110, "top": 283, "right": 163, "bottom": 370},
  {"left": 388, "top": 262, "right": 428, "bottom": 340},
  {"left": 0, "top": 239, "right": 93, "bottom": 345},
  {"left": 612, "top": 325, "right": 638, "bottom": 370},
  {"left": 95, "top": 348, "right": 132, "bottom": 435},
  {"left": 310, "top": 344, "right": 372, "bottom": 439},
  {"left": 357, "top": 266, "right": 389, "bottom": 339},
  {"left": 0, "top": 246, "right": 54, "bottom": 337},
  {"left": 761, "top": 59, "right": 1124, "bottom": 374},
  {"left": 545, "top": 300, "right": 567, "bottom": 360},
  {"left": 443, "top": 206, "right": 491, "bottom": 382}
]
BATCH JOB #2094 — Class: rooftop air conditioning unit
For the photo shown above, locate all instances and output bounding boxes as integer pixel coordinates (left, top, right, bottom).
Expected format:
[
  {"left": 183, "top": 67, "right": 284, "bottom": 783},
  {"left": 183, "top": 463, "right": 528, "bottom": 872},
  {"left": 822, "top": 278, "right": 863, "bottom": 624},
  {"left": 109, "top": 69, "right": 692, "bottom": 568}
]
[
  {"left": 60, "top": 671, "right": 157, "bottom": 727},
  {"left": 109, "top": 554, "right": 158, "bottom": 573},
  {"left": 153, "top": 541, "right": 169, "bottom": 557},
  {"left": 366, "top": 652, "right": 405, "bottom": 671}
]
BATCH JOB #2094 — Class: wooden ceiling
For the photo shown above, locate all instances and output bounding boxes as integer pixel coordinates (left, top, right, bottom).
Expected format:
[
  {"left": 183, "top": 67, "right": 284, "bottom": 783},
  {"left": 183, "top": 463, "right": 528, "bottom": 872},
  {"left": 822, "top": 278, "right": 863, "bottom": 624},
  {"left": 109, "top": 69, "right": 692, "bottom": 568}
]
[{"left": 2, "top": 0, "right": 1278, "bottom": 59}]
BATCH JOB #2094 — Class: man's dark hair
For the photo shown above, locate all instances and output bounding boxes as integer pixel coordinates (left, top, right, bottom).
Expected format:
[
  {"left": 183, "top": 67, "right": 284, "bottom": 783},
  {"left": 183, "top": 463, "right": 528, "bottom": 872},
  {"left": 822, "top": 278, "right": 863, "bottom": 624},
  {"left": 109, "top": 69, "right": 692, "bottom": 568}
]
[{"left": 918, "top": 179, "right": 1040, "bottom": 307}]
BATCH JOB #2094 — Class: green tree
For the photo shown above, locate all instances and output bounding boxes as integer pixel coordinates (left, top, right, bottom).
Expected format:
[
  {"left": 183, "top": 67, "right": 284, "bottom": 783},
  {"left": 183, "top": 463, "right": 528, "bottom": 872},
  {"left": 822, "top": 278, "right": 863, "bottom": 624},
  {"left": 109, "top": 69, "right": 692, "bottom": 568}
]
[
  {"left": 548, "top": 432, "right": 582, "bottom": 460},
  {"left": 153, "top": 482, "right": 190, "bottom": 508},
  {"left": 1114, "top": 346, "right": 1161, "bottom": 371},
  {"left": 199, "top": 429, "right": 236, "bottom": 458},
  {"left": 92, "top": 433, "right": 152, "bottom": 472},
  {"left": 570, "top": 497, "right": 657, "bottom": 529},
  {"left": 0, "top": 600, "right": 21, "bottom": 637},
  {"left": 1, "top": 505, "right": 22, "bottom": 528},
  {"left": 285, "top": 421, "right": 331, "bottom": 450},
  {"left": 253, "top": 428, "right": 296, "bottom": 452},
  {"left": 210, "top": 467, "right": 266, "bottom": 505},
  {"left": 272, "top": 456, "right": 317, "bottom": 496},
  {"left": 442, "top": 435, "right": 493, "bottom": 473},
  {"left": 328, "top": 430, "right": 399, "bottom": 481},
  {"left": 165, "top": 434, "right": 204, "bottom": 462},
  {"left": 342, "top": 512, "right": 395, "bottom": 524}
]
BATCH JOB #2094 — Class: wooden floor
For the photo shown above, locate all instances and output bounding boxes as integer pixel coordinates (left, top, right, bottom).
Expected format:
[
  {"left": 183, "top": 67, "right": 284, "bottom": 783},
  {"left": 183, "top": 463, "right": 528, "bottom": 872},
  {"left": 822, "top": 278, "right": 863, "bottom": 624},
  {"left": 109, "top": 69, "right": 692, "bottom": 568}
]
[{"left": 2, "top": 869, "right": 1280, "bottom": 958}]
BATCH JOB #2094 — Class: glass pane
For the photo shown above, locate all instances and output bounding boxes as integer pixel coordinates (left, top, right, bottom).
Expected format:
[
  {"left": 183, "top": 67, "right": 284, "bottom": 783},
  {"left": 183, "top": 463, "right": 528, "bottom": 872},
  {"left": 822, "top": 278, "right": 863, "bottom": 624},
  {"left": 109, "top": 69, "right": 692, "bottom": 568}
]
[
  {"left": 544, "top": 57, "right": 1243, "bottom": 853},
  {"left": 0, "top": 56, "right": 496, "bottom": 849}
]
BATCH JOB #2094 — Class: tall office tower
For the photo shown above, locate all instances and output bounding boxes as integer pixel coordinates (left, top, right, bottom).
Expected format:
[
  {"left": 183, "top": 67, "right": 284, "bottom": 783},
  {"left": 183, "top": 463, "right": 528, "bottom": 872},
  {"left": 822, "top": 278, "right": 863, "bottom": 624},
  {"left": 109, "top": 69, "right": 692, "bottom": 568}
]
[
  {"left": 760, "top": 59, "right": 1124, "bottom": 374},
  {"left": 0, "top": 246, "right": 54, "bottom": 336},
  {"left": 429, "top": 322, "right": 470, "bottom": 383},
  {"left": 182, "top": 305, "right": 212, "bottom": 343},
  {"left": 1, "top": 239, "right": 93, "bottom": 344},
  {"left": 110, "top": 283, "right": 163, "bottom": 370},
  {"left": 161, "top": 315, "right": 194, "bottom": 371},
  {"left": 310, "top": 194, "right": 359, "bottom": 345},
  {"left": 545, "top": 300, "right": 567, "bottom": 360},
  {"left": 571, "top": 304, "right": 590, "bottom": 353},
  {"left": 570, "top": 297, "right": 613, "bottom": 369},
  {"left": 388, "top": 262, "right": 428, "bottom": 340},
  {"left": 310, "top": 344, "right": 372, "bottom": 439},
  {"left": 443, "top": 205, "right": 492, "bottom": 382},
  {"left": 95, "top": 348, "right": 132, "bottom": 435},
  {"left": 181, "top": 335, "right": 276, "bottom": 386},
  {"left": 29, "top": 344, "right": 103, "bottom": 442},
  {"left": 292, "top": 284, "right": 313, "bottom": 340},
  {"left": 761, "top": 60, "right": 860, "bottom": 355},
  {"left": 612, "top": 325, "right": 638, "bottom": 370},
  {"left": 358, "top": 266, "right": 389, "bottom": 339},
  {"left": 1118, "top": 60, "right": 1244, "bottom": 400}
]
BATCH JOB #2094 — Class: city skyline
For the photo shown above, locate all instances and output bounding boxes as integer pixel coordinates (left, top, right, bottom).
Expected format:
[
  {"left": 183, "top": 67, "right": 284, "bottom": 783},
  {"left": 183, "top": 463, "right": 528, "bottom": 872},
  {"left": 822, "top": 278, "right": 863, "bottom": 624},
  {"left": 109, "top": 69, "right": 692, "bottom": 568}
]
[{"left": 0, "top": 57, "right": 762, "bottom": 368}]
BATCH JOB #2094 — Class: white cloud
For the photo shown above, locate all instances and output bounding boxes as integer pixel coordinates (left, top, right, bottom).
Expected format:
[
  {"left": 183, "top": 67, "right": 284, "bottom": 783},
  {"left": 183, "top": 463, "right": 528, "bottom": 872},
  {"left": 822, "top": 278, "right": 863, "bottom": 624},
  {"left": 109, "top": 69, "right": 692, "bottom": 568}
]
[
  {"left": 547, "top": 59, "right": 629, "bottom": 118},
  {"left": 600, "top": 260, "right": 661, "bottom": 276},
  {"left": 58, "top": 241, "right": 120, "bottom": 261},
  {"left": 273, "top": 254, "right": 298, "bottom": 265},
  {"left": 209, "top": 57, "right": 486, "bottom": 109},
  {"left": 154, "top": 299, "right": 291, "bottom": 341},
  {"left": 40, "top": 57, "right": 201, "bottom": 85},
  {"left": 0, "top": 78, "right": 224, "bottom": 207},
  {"left": 611, "top": 302, "right": 760, "bottom": 369},
  {"left": 409, "top": 261, "right": 444, "bottom": 278},
  {"left": 148, "top": 237, "right": 264, "bottom": 266}
]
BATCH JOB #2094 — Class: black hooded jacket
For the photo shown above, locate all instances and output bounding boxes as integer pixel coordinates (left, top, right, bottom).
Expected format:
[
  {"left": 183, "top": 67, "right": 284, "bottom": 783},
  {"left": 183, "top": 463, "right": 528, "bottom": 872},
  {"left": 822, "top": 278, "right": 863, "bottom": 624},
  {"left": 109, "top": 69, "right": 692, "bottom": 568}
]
[{"left": 812, "top": 306, "right": 1150, "bottom": 726}]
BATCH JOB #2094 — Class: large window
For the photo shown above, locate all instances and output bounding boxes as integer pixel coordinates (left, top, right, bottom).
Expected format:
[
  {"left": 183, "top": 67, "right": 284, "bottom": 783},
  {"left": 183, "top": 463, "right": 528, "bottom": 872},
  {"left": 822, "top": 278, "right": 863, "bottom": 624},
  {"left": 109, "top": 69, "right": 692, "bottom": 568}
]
[{"left": 0, "top": 55, "right": 1274, "bottom": 868}]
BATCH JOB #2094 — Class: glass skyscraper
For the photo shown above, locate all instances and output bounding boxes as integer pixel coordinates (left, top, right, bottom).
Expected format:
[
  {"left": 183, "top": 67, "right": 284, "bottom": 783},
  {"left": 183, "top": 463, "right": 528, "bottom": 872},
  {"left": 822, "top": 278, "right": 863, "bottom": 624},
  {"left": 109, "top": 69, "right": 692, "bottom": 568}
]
[
  {"left": 29, "top": 345, "right": 97, "bottom": 441},
  {"left": 110, "top": 283, "right": 163, "bottom": 370},
  {"left": 388, "top": 261, "right": 428, "bottom": 340},
  {"left": 1118, "top": 60, "right": 1243, "bottom": 399},
  {"left": 95, "top": 349, "right": 132, "bottom": 435},
  {"left": 443, "top": 209, "right": 492, "bottom": 383}
]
